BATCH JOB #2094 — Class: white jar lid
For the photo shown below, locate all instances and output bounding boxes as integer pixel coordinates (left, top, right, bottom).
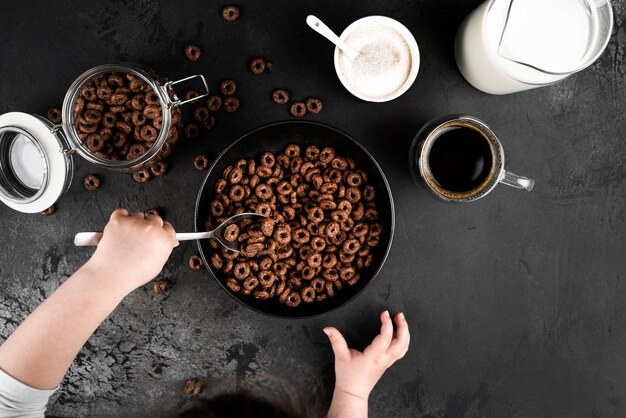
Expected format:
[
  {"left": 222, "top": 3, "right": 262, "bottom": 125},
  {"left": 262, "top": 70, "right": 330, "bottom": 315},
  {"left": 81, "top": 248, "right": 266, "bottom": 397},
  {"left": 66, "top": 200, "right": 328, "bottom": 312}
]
[{"left": 0, "top": 112, "right": 73, "bottom": 213}]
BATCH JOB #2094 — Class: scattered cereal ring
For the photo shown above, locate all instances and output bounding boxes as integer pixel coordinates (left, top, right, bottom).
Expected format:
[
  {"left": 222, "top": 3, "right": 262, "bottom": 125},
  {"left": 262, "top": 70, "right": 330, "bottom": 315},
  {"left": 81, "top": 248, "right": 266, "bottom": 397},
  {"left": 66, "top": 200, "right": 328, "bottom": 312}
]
[
  {"left": 184, "top": 43, "right": 202, "bottom": 62},
  {"left": 306, "top": 97, "right": 323, "bottom": 114},
  {"left": 194, "top": 106, "right": 210, "bottom": 122},
  {"left": 83, "top": 174, "right": 101, "bottom": 191},
  {"left": 289, "top": 101, "right": 307, "bottom": 117},
  {"left": 224, "top": 97, "right": 240, "bottom": 112},
  {"left": 249, "top": 57, "right": 266, "bottom": 74},
  {"left": 220, "top": 80, "right": 237, "bottom": 96},
  {"left": 206, "top": 95, "right": 222, "bottom": 111},
  {"left": 272, "top": 89, "right": 289, "bottom": 105},
  {"left": 47, "top": 107, "right": 62, "bottom": 124},
  {"left": 222, "top": 5, "right": 240, "bottom": 21},
  {"left": 132, "top": 169, "right": 151, "bottom": 183},
  {"left": 184, "top": 378, "right": 202, "bottom": 396},
  {"left": 184, "top": 123, "right": 200, "bottom": 139},
  {"left": 150, "top": 161, "right": 168, "bottom": 177},
  {"left": 188, "top": 255, "right": 204, "bottom": 270},
  {"left": 193, "top": 155, "right": 209, "bottom": 172},
  {"left": 153, "top": 280, "right": 168, "bottom": 295},
  {"left": 39, "top": 205, "right": 56, "bottom": 216}
]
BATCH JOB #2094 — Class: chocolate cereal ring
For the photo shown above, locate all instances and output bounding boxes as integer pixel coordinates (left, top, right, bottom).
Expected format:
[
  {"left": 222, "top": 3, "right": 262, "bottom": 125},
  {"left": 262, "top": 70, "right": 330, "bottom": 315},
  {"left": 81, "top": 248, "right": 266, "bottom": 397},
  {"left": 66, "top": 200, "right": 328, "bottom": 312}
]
[
  {"left": 83, "top": 174, "right": 101, "bottom": 191},
  {"left": 306, "top": 97, "right": 323, "bottom": 114},
  {"left": 184, "top": 43, "right": 202, "bottom": 62},
  {"left": 192, "top": 155, "right": 209, "bottom": 172},
  {"left": 85, "top": 135, "right": 105, "bottom": 152},
  {"left": 40, "top": 205, "right": 56, "bottom": 216},
  {"left": 184, "top": 90, "right": 199, "bottom": 101},
  {"left": 201, "top": 116, "right": 215, "bottom": 130},
  {"left": 129, "top": 78, "right": 146, "bottom": 92},
  {"left": 285, "top": 145, "right": 300, "bottom": 158},
  {"left": 289, "top": 102, "right": 307, "bottom": 117},
  {"left": 220, "top": 80, "right": 237, "bottom": 96},
  {"left": 189, "top": 255, "right": 204, "bottom": 270},
  {"left": 260, "top": 152, "right": 275, "bottom": 167},
  {"left": 228, "top": 184, "right": 245, "bottom": 202},
  {"left": 305, "top": 146, "right": 320, "bottom": 160},
  {"left": 153, "top": 279, "right": 168, "bottom": 295},
  {"left": 222, "top": 5, "right": 240, "bottom": 21},
  {"left": 194, "top": 106, "right": 210, "bottom": 122},
  {"left": 258, "top": 271, "right": 277, "bottom": 288},
  {"left": 272, "top": 89, "right": 289, "bottom": 105},
  {"left": 206, "top": 95, "right": 222, "bottom": 111},
  {"left": 145, "top": 90, "right": 160, "bottom": 105},
  {"left": 319, "top": 147, "right": 335, "bottom": 164},
  {"left": 140, "top": 125, "right": 158, "bottom": 142},
  {"left": 249, "top": 57, "right": 266, "bottom": 75},
  {"left": 224, "top": 224, "right": 240, "bottom": 242},
  {"left": 184, "top": 123, "right": 200, "bottom": 139},
  {"left": 243, "top": 276, "right": 259, "bottom": 292},
  {"left": 340, "top": 266, "right": 356, "bottom": 281},
  {"left": 227, "top": 278, "right": 241, "bottom": 292},
  {"left": 343, "top": 239, "right": 361, "bottom": 255},
  {"left": 132, "top": 169, "right": 151, "bottom": 183},
  {"left": 311, "top": 278, "right": 325, "bottom": 293},
  {"left": 150, "top": 161, "right": 167, "bottom": 177},
  {"left": 369, "top": 223, "right": 383, "bottom": 236},
  {"left": 285, "top": 291, "right": 301, "bottom": 308},
  {"left": 253, "top": 290, "right": 270, "bottom": 300},
  {"left": 301, "top": 286, "right": 315, "bottom": 303},
  {"left": 233, "top": 262, "right": 251, "bottom": 280},
  {"left": 47, "top": 107, "right": 62, "bottom": 124},
  {"left": 363, "top": 185, "right": 376, "bottom": 201},
  {"left": 223, "top": 97, "right": 240, "bottom": 112},
  {"left": 127, "top": 143, "right": 147, "bottom": 160}
]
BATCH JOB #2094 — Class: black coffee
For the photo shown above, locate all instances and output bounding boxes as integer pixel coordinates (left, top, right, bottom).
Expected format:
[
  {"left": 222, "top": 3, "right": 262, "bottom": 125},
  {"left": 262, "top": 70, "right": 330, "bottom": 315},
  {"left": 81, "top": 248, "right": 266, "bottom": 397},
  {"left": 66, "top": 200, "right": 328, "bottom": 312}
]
[{"left": 427, "top": 124, "right": 493, "bottom": 192}]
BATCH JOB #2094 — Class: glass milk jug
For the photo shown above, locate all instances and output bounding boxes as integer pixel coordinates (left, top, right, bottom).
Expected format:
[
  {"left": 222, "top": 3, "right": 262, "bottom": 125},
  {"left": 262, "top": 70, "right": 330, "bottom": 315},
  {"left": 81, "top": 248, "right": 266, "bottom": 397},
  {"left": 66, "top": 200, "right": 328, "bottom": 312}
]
[{"left": 455, "top": 0, "right": 614, "bottom": 95}]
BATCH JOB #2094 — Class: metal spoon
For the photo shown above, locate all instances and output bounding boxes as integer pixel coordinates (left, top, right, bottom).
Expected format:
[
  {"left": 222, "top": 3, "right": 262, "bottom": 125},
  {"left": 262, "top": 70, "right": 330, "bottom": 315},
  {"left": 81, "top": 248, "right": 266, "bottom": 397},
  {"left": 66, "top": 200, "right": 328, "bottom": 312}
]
[
  {"left": 73, "top": 212, "right": 266, "bottom": 253},
  {"left": 306, "top": 15, "right": 359, "bottom": 61}
]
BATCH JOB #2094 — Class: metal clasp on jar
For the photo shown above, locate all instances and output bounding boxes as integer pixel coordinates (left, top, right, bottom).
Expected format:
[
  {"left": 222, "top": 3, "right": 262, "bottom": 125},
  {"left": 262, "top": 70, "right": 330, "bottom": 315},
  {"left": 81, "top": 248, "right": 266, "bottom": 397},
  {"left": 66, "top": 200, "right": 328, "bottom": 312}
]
[{"left": 162, "top": 74, "right": 210, "bottom": 108}]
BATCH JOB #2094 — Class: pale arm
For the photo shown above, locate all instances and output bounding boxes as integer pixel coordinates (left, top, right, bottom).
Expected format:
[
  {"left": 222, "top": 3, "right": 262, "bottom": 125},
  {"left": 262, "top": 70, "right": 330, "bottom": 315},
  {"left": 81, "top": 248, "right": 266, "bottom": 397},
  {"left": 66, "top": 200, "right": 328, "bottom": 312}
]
[{"left": 0, "top": 209, "right": 177, "bottom": 390}]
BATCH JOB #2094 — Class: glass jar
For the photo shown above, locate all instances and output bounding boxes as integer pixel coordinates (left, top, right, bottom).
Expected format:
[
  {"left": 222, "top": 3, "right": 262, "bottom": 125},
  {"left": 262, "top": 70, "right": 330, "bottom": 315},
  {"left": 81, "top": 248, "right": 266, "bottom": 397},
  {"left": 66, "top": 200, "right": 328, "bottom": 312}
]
[{"left": 0, "top": 63, "right": 208, "bottom": 213}]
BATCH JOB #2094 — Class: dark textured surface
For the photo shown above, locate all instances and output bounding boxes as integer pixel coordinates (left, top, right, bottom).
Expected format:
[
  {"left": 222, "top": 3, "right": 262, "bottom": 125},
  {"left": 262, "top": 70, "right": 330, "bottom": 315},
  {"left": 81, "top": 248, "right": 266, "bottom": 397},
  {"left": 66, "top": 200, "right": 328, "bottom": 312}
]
[{"left": 0, "top": 1, "right": 625, "bottom": 417}]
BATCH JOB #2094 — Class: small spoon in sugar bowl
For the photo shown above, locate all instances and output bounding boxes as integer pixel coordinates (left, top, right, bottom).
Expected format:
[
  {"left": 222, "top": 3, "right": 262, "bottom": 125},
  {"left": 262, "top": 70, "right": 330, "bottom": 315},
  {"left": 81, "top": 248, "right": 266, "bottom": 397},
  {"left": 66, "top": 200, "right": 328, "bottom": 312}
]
[{"left": 306, "top": 15, "right": 359, "bottom": 61}]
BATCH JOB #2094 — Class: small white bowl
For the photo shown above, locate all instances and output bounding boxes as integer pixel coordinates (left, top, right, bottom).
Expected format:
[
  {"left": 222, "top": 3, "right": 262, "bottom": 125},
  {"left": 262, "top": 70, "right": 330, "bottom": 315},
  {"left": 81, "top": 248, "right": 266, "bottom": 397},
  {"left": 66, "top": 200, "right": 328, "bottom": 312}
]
[{"left": 333, "top": 16, "right": 420, "bottom": 102}]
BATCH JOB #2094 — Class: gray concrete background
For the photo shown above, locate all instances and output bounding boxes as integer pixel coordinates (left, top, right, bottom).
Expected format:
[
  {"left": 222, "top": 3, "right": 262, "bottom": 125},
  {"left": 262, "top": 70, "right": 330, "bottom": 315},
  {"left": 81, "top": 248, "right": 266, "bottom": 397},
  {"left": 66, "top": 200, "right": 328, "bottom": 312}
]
[{"left": 0, "top": 0, "right": 625, "bottom": 417}]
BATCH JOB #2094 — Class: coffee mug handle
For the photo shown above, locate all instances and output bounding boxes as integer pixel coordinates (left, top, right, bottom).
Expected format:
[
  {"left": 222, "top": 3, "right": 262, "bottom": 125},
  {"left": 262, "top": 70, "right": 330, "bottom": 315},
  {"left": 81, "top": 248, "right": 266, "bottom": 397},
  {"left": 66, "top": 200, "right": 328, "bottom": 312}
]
[{"left": 499, "top": 170, "right": 534, "bottom": 191}]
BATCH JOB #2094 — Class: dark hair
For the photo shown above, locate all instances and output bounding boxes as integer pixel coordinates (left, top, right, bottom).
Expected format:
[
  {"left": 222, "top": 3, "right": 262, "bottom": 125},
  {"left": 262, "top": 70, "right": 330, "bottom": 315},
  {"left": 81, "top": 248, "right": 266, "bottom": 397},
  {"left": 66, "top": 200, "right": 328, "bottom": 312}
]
[{"left": 172, "top": 392, "right": 308, "bottom": 418}]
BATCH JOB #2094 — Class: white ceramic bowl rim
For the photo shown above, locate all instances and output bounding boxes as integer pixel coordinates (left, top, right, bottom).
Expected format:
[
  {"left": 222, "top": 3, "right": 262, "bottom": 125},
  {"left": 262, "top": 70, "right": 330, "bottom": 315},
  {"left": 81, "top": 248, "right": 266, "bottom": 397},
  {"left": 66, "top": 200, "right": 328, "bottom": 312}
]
[{"left": 333, "top": 16, "right": 420, "bottom": 103}]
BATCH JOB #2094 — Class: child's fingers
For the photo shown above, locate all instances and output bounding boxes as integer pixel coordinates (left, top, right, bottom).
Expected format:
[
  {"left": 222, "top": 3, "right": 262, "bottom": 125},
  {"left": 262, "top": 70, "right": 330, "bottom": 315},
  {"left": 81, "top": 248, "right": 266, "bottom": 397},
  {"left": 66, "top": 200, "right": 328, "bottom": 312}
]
[
  {"left": 145, "top": 214, "right": 164, "bottom": 227},
  {"left": 323, "top": 327, "right": 350, "bottom": 361},
  {"left": 367, "top": 310, "right": 394, "bottom": 355},
  {"left": 387, "top": 312, "right": 410, "bottom": 359},
  {"left": 110, "top": 208, "right": 129, "bottom": 219},
  {"left": 163, "top": 222, "right": 179, "bottom": 247},
  {"left": 130, "top": 211, "right": 146, "bottom": 220}
]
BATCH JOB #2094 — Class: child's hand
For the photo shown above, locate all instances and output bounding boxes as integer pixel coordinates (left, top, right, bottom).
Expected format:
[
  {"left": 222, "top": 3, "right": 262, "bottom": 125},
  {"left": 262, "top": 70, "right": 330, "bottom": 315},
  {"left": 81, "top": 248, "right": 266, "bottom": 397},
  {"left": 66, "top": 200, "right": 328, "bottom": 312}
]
[
  {"left": 86, "top": 209, "right": 178, "bottom": 296},
  {"left": 324, "top": 311, "right": 410, "bottom": 401}
]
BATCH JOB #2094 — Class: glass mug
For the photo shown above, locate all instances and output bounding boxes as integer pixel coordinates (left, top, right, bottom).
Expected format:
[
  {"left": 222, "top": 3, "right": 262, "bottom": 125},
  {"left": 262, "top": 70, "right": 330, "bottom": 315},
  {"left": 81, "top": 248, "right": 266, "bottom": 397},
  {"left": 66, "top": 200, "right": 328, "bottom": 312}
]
[
  {"left": 409, "top": 115, "right": 534, "bottom": 202},
  {"left": 455, "top": 0, "right": 614, "bottom": 94}
]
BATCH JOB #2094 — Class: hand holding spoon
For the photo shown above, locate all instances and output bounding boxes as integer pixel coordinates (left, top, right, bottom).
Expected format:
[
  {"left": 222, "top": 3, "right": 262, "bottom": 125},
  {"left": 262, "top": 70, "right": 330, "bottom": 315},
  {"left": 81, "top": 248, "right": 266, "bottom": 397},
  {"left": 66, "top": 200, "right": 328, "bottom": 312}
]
[
  {"left": 74, "top": 212, "right": 266, "bottom": 253},
  {"left": 306, "top": 15, "right": 359, "bottom": 61}
]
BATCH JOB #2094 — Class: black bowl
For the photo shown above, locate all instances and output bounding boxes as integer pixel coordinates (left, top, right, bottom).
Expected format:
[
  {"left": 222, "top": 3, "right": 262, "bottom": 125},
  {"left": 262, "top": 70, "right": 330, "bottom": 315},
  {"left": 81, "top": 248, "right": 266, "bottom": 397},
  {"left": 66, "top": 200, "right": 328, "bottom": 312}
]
[{"left": 194, "top": 121, "right": 395, "bottom": 318}]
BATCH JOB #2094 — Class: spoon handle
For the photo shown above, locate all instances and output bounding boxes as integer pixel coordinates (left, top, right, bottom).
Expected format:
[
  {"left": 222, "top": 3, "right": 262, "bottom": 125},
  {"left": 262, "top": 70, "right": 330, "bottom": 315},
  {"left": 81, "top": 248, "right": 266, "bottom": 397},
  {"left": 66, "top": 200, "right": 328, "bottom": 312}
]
[
  {"left": 74, "top": 231, "right": 213, "bottom": 246},
  {"left": 306, "top": 15, "right": 359, "bottom": 61}
]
